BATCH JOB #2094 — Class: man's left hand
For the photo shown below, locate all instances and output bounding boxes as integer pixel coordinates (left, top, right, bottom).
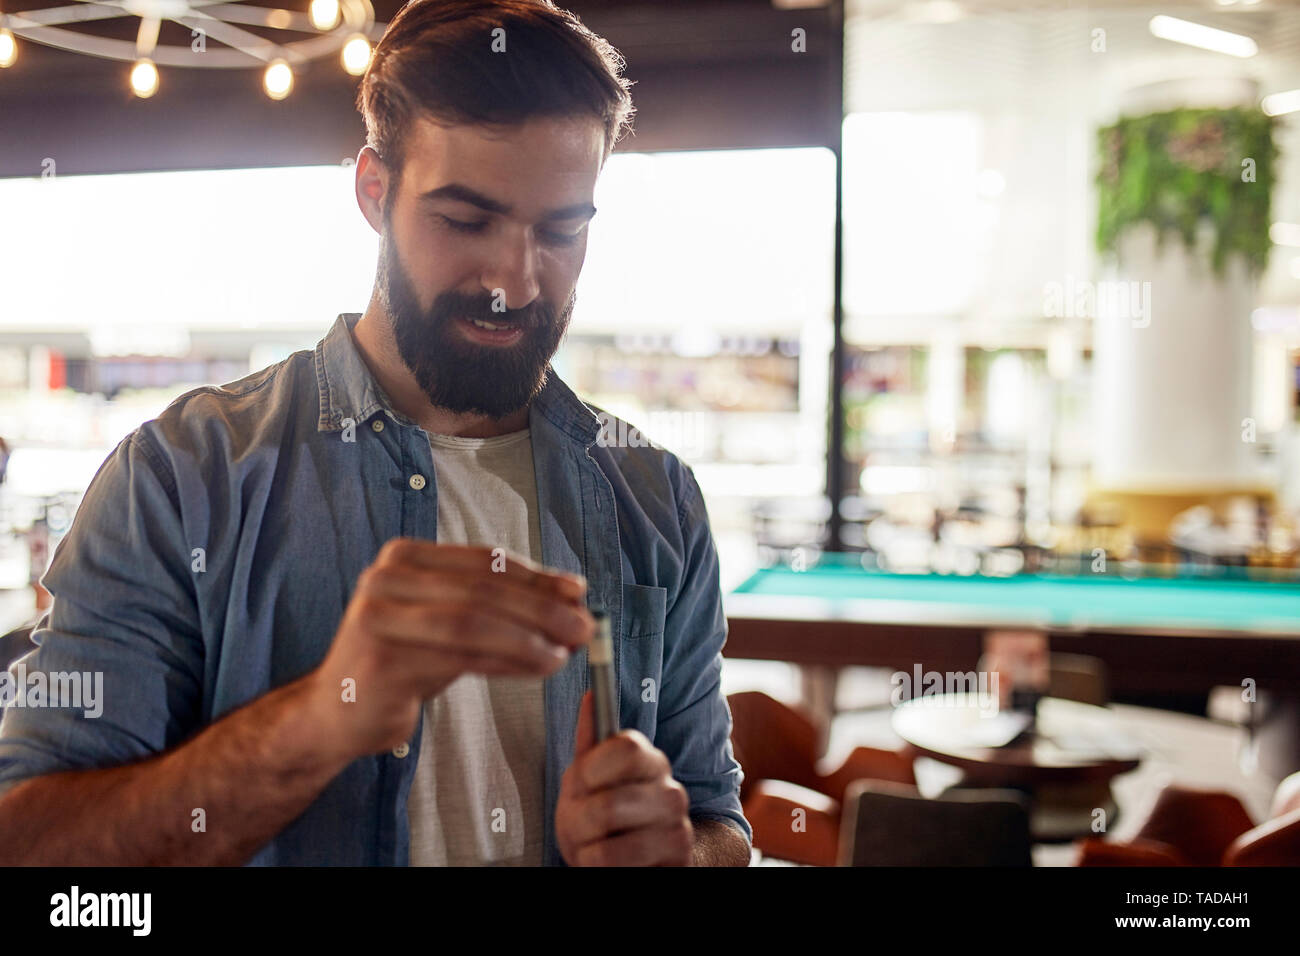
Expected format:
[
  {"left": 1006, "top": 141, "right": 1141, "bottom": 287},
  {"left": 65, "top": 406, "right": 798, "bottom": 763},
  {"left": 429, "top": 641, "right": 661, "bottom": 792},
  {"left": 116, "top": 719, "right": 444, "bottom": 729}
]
[{"left": 556, "top": 690, "right": 694, "bottom": 866}]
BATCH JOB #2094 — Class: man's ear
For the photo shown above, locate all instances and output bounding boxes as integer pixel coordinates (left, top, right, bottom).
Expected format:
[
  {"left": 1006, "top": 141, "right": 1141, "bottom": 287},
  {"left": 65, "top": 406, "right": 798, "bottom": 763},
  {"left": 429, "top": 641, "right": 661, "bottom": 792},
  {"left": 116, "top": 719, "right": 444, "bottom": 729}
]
[{"left": 355, "top": 146, "right": 391, "bottom": 234}]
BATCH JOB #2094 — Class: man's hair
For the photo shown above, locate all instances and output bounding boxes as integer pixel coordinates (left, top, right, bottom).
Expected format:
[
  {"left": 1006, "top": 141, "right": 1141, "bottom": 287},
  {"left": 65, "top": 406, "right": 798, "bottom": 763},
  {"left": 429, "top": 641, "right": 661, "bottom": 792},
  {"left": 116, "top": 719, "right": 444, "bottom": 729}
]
[{"left": 356, "top": 0, "right": 635, "bottom": 187}]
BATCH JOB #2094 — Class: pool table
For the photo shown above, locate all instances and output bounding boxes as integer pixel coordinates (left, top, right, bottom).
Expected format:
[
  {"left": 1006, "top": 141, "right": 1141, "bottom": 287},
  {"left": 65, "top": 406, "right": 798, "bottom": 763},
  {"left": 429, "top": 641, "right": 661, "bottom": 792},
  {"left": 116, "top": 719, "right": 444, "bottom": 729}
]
[{"left": 724, "top": 555, "right": 1300, "bottom": 697}]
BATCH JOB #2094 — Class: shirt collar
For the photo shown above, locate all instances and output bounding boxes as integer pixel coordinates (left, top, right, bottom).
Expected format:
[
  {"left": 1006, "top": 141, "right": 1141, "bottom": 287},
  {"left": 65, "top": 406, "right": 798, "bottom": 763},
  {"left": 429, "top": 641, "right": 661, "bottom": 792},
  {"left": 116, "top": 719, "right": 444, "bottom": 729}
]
[{"left": 314, "top": 312, "right": 601, "bottom": 446}]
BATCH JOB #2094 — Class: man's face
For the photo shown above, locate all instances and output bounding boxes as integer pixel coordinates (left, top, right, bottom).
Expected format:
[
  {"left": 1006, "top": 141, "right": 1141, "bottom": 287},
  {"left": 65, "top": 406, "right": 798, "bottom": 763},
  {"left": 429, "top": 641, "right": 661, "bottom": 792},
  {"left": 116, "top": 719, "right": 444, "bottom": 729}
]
[{"left": 373, "top": 114, "right": 604, "bottom": 419}]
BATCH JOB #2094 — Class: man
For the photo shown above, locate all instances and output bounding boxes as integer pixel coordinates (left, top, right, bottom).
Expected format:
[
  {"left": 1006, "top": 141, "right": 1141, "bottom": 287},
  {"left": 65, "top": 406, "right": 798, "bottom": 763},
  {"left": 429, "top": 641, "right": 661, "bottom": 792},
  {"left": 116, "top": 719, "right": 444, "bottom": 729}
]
[{"left": 0, "top": 0, "right": 750, "bottom": 867}]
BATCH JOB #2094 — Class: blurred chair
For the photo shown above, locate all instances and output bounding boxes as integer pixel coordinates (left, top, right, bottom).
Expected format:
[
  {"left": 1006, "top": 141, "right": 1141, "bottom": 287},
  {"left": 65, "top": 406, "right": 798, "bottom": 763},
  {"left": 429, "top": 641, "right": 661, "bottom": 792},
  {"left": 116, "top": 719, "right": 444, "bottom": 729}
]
[
  {"left": 1047, "top": 653, "right": 1108, "bottom": 706},
  {"left": 1075, "top": 773, "right": 1300, "bottom": 866},
  {"left": 728, "top": 690, "right": 915, "bottom": 866},
  {"left": 838, "top": 780, "right": 1033, "bottom": 866},
  {"left": 1272, "top": 770, "right": 1300, "bottom": 817}
]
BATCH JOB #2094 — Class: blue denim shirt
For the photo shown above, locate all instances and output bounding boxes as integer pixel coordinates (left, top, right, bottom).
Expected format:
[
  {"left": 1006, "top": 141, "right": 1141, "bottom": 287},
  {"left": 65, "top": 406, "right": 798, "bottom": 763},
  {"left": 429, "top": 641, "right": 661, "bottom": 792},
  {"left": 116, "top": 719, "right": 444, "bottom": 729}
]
[{"left": 0, "top": 313, "right": 750, "bottom": 864}]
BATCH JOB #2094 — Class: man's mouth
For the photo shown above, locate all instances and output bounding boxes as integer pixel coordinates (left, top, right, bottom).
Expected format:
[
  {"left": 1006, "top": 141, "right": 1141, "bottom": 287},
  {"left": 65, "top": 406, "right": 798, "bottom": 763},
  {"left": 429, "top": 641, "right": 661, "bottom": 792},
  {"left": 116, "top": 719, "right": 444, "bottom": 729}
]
[
  {"left": 467, "top": 317, "right": 514, "bottom": 331},
  {"left": 456, "top": 315, "right": 526, "bottom": 345}
]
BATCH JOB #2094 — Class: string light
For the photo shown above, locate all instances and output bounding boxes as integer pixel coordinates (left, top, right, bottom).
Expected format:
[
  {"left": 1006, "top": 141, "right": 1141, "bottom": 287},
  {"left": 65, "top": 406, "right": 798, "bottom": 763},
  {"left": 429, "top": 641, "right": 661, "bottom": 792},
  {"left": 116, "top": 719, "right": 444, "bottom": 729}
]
[
  {"left": 0, "top": 26, "right": 17, "bottom": 69},
  {"left": 309, "top": 0, "right": 341, "bottom": 31},
  {"left": 264, "top": 58, "right": 293, "bottom": 100},
  {"left": 130, "top": 58, "right": 159, "bottom": 98},
  {"left": 0, "top": 1, "right": 378, "bottom": 95},
  {"left": 342, "top": 33, "right": 371, "bottom": 76}
]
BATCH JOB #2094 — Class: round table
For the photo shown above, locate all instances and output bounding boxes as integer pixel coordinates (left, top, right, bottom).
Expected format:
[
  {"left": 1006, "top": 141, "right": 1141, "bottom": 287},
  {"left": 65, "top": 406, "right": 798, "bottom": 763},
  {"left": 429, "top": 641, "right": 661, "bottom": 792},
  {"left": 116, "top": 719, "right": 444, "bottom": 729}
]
[{"left": 891, "top": 694, "right": 1144, "bottom": 842}]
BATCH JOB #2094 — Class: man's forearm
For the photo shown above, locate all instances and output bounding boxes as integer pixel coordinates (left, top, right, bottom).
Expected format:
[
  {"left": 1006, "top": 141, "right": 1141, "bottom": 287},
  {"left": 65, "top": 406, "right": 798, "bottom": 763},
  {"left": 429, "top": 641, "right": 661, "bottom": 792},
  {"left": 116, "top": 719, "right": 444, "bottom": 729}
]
[
  {"left": 690, "top": 817, "right": 751, "bottom": 867},
  {"left": 0, "top": 675, "right": 351, "bottom": 865}
]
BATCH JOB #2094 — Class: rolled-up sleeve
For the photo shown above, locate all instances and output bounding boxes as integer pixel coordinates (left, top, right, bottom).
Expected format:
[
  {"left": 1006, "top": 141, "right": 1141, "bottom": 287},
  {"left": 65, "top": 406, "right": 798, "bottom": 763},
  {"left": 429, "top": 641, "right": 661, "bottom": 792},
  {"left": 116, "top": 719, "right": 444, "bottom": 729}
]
[
  {"left": 0, "top": 430, "right": 205, "bottom": 792},
  {"left": 655, "top": 463, "right": 751, "bottom": 845}
]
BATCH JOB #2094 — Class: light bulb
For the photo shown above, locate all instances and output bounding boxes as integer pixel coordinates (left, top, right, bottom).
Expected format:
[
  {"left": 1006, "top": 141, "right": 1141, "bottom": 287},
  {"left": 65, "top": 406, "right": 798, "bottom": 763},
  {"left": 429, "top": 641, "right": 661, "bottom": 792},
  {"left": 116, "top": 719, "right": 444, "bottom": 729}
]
[
  {"left": 0, "top": 29, "right": 18, "bottom": 69},
  {"left": 342, "top": 34, "right": 371, "bottom": 75},
  {"left": 130, "top": 58, "right": 159, "bottom": 98},
  {"left": 309, "top": 0, "right": 341, "bottom": 31},
  {"left": 264, "top": 59, "right": 293, "bottom": 100}
]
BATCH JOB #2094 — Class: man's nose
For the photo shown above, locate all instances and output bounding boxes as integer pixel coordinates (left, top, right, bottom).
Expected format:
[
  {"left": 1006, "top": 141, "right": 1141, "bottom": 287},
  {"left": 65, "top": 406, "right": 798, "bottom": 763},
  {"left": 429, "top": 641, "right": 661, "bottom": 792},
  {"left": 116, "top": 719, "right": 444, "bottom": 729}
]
[{"left": 480, "top": 226, "right": 542, "bottom": 312}]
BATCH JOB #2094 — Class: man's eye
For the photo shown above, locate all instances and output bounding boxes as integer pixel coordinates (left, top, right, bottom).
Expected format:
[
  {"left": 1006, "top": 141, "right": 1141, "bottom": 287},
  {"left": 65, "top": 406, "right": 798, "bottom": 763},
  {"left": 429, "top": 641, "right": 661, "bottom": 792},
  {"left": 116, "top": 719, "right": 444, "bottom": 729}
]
[
  {"left": 440, "top": 216, "right": 488, "bottom": 234},
  {"left": 437, "top": 215, "right": 581, "bottom": 245},
  {"left": 540, "top": 228, "right": 583, "bottom": 246}
]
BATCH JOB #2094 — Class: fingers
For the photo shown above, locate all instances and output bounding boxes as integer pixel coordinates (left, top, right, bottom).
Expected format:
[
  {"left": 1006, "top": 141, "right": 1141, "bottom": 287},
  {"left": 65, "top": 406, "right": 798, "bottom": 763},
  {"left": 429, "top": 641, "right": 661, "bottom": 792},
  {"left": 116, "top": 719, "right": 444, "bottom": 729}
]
[
  {"left": 376, "top": 539, "right": 587, "bottom": 603},
  {"left": 556, "top": 728, "right": 694, "bottom": 867},
  {"left": 563, "top": 778, "right": 690, "bottom": 849},
  {"left": 385, "top": 639, "right": 564, "bottom": 688},
  {"left": 362, "top": 540, "right": 594, "bottom": 652},
  {"left": 569, "top": 730, "right": 669, "bottom": 795},
  {"left": 570, "top": 818, "right": 695, "bottom": 867},
  {"left": 358, "top": 564, "right": 593, "bottom": 650},
  {"left": 364, "top": 598, "right": 573, "bottom": 672}
]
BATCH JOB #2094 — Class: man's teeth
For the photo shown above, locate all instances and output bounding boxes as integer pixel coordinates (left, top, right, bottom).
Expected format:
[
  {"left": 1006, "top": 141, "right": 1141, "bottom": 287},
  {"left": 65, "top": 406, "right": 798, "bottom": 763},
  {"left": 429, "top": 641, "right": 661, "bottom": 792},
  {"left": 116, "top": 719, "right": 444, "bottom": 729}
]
[{"left": 468, "top": 317, "right": 513, "bottom": 331}]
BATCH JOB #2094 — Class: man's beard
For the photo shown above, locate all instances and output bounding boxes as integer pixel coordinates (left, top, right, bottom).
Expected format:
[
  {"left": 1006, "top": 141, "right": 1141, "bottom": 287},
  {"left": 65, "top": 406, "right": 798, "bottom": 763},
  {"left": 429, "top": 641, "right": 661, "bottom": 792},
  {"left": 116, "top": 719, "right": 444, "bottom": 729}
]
[{"left": 376, "top": 217, "right": 575, "bottom": 419}]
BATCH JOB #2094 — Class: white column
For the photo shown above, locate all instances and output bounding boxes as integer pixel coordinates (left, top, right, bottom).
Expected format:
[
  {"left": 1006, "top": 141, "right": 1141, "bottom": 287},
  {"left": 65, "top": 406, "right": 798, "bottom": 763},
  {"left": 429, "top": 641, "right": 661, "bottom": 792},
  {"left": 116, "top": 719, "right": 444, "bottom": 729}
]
[
  {"left": 1093, "top": 221, "right": 1258, "bottom": 489},
  {"left": 1091, "top": 77, "right": 1266, "bottom": 493}
]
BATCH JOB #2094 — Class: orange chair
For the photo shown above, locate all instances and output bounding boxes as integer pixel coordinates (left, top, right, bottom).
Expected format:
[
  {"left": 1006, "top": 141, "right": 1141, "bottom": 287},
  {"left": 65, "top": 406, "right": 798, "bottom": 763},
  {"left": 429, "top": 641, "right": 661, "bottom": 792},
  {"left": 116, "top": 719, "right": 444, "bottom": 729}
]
[
  {"left": 1076, "top": 773, "right": 1300, "bottom": 867},
  {"left": 728, "top": 690, "right": 916, "bottom": 866}
]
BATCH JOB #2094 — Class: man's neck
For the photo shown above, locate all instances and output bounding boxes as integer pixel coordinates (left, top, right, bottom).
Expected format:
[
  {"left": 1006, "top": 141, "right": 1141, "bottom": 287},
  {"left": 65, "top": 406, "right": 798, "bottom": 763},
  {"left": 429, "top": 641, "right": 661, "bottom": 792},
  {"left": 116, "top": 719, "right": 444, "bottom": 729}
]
[{"left": 350, "top": 300, "right": 531, "bottom": 439}]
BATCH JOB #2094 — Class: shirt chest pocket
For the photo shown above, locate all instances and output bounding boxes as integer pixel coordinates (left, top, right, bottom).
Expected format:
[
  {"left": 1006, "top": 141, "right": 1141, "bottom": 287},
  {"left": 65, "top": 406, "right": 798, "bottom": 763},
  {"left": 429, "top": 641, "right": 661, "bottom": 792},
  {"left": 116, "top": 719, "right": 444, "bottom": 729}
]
[
  {"left": 619, "top": 583, "right": 667, "bottom": 739},
  {"left": 622, "top": 583, "right": 666, "bottom": 640}
]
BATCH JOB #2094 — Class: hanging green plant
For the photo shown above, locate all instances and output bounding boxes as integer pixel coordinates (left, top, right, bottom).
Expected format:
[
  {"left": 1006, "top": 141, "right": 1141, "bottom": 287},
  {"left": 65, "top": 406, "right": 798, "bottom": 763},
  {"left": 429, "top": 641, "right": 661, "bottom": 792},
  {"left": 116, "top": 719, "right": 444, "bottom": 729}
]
[{"left": 1095, "top": 107, "right": 1277, "bottom": 277}]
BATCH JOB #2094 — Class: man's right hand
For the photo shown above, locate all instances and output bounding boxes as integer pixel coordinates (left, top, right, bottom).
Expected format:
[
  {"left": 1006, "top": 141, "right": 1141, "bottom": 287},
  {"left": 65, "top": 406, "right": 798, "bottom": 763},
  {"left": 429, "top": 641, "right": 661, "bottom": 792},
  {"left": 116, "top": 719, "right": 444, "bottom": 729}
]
[{"left": 306, "top": 539, "right": 593, "bottom": 761}]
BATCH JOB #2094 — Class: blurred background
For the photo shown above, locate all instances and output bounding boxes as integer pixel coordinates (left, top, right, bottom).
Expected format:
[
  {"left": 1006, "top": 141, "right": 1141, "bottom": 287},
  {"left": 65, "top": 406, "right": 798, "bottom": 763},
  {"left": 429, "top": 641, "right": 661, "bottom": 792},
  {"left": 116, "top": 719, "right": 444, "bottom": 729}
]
[{"left": 2, "top": 0, "right": 1300, "bottom": 866}]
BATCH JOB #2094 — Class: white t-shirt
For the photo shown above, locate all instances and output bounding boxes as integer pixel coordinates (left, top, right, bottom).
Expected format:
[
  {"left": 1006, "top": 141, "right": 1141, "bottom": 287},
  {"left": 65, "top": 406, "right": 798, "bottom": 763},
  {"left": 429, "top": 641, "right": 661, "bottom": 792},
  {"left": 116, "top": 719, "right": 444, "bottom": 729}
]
[{"left": 406, "top": 428, "right": 547, "bottom": 866}]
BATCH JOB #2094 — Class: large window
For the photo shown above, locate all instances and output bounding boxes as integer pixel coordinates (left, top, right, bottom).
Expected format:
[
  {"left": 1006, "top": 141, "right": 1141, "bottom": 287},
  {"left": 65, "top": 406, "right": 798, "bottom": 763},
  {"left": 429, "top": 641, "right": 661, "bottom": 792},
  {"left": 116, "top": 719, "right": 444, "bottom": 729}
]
[{"left": 0, "top": 147, "right": 836, "bottom": 587}]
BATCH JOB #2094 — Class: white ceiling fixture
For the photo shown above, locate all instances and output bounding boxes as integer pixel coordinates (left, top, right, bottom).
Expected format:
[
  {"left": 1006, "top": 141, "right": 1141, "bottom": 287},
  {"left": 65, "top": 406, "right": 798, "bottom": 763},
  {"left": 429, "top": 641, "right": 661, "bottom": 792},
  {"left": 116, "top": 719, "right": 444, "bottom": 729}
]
[
  {"left": 1274, "top": 223, "right": 1300, "bottom": 248},
  {"left": 1148, "top": 14, "right": 1258, "bottom": 58},
  {"left": 0, "top": 0, "right": 383, "bottom": 98},
  {"left": 903, "top": 1, "right": 964, "bottom": 24},
  {"left": 1262, "top": 88, "right": 1300, "bottom": 116}
]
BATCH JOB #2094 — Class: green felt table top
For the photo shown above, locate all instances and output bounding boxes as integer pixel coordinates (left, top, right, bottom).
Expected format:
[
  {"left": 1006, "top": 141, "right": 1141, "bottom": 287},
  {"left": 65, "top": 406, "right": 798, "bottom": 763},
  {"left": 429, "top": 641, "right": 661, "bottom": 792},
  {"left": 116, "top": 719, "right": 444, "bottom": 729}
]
[{"left": 730, "top": 555, "right": 1300, "bottom": 634}]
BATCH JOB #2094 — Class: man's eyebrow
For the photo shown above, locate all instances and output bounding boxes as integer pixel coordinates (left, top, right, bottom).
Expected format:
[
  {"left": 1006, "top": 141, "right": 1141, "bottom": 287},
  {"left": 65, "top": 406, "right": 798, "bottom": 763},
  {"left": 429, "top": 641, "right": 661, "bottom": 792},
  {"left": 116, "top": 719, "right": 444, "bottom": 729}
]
[{"left": 418, "top": 183, "right": 595, "bottom": 221}]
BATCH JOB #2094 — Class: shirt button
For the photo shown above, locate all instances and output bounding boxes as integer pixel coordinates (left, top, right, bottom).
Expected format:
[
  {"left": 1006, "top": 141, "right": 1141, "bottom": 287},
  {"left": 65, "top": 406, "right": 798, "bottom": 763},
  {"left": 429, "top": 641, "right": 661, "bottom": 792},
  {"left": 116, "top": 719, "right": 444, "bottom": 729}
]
[
  {"left": 408, "top": 474, "right": 426, "bottom": 491},
  {"left": 392, "top": 743, "right": 410, "bottom": 758},
  {"left": 372, "top": 419, "right": 385, "bottom": 433}
]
